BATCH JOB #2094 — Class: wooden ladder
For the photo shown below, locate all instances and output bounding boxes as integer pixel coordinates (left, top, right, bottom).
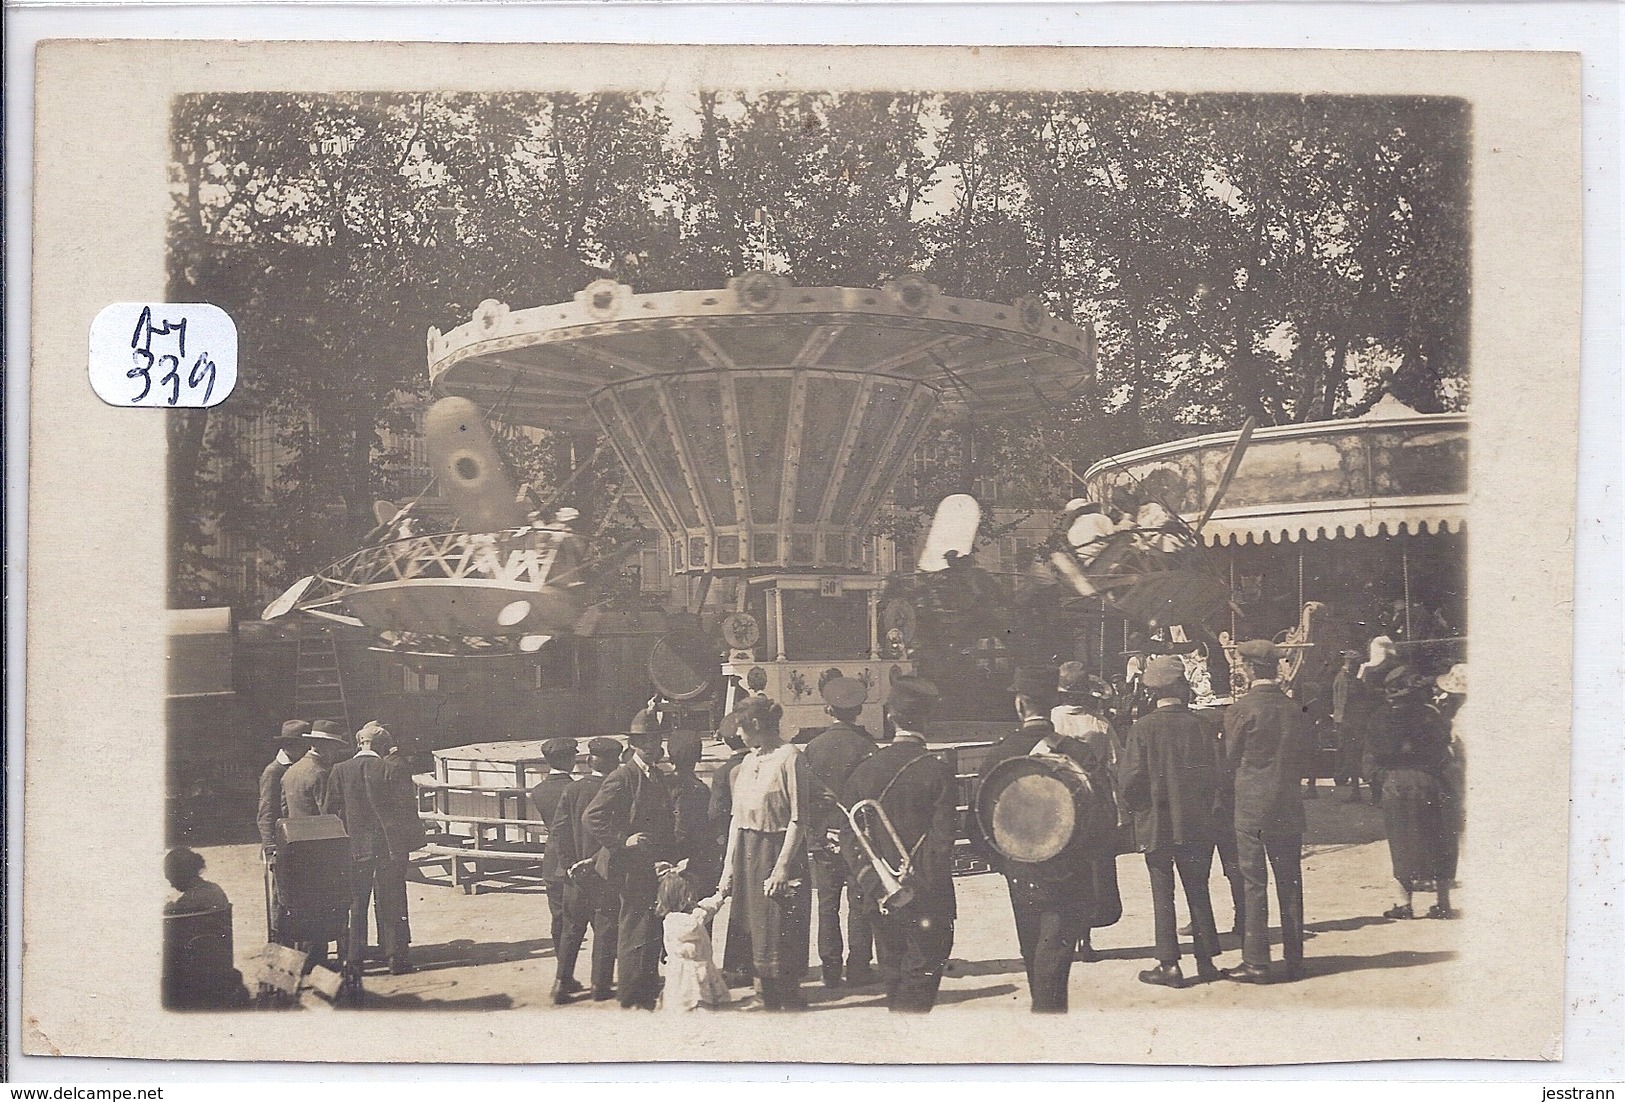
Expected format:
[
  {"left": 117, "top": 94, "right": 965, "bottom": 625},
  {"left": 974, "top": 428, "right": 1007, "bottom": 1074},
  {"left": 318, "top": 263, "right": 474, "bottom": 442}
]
[{"left": 294, "top": 622, "right": 350, "bottom": 731}]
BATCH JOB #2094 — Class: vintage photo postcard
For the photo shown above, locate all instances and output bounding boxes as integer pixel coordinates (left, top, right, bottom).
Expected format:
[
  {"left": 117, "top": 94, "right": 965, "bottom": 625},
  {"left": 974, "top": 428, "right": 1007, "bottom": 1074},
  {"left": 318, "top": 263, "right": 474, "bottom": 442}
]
[{"left": 23, "top": 42, "right": 1580, "bottom": 1065}]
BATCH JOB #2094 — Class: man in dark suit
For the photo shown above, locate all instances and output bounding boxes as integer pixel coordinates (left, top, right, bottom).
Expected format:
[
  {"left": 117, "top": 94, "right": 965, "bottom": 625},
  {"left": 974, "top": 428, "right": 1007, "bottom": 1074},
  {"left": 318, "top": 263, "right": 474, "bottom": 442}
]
[
  {"left": 325, "top": 721, "right": 422, "bottom": 976},
  {"left": 529, "top": 736, "right": 580, "bottom": 983},
  {"left": 1119, "top": 656, "right": 1224, "bottom": 988},
  {"left": 977, "top": 667, "right": 1110, "bottom": 1013},
  {"left": 1224, "top": 640, "right": 1314, "bottom": 984},
  {"left": 840, "top": 676, "right": 956, "bottom": 1012},
  {"left": 583, "top": 710, "right": 676, "bottom": 1010},
  {"left": 281, "top": 720, "right": 348, "bottom": 819},
  {"left": 667, "top": 730, "right": 720, "bottom": 898},
  {"left": 547, "top": 736, "right": 622, "bottom": 1004},
  {"left": 804, "top": 677, "right": 879, "bottom": 988},
  {"left": 258, "top": 720, "right": 309, "bottom": 946}
]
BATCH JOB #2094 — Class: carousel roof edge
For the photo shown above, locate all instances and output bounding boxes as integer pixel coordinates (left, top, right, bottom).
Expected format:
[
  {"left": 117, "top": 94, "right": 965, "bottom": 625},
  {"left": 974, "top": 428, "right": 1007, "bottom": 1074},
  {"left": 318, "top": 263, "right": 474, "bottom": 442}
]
[
  {"left": 1082, "top": 404, "right": 1469, "bottom": 483},
  {"left": 1199, "top": 499, "right": 1468, "bottom": 547}
]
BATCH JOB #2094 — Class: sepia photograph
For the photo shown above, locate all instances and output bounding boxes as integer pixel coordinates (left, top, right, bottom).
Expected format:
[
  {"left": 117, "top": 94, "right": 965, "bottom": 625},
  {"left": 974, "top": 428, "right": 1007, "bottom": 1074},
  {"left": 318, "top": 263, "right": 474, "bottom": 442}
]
[{"left": 21, "top": 42, "right": 1582, "bottom": 1066}]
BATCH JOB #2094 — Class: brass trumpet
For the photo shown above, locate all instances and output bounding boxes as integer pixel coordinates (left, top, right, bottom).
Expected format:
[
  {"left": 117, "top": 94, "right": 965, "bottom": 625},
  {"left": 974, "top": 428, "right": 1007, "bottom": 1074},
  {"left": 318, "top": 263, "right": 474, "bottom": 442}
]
[{"left": 846, "top": 798, "right": 917, "bottom": 915}]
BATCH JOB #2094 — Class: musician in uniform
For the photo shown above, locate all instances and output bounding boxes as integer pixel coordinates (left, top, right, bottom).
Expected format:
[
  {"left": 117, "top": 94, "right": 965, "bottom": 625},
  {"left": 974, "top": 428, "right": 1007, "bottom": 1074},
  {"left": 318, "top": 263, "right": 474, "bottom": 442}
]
[
  {"left": 978, "top": 667, "right": 1112, "bottom": 1013},
  {"left": 529, "top": 736, "right": 580, "bottom": 983},
  {"left": 325, "top": 721, "right": 422, "bottom": 976},
  {"left": 1050, "top": 662, "right": 1125, "bottom": 961},
  {"left": 1224, "top": 640, "right": 1314, "bottom": 984},
  {"left": 840, "top": 676, "right": 956, "bottom": 1012},
  {"left": 1119, "top": 656, "right": 1224, "bottom": 987},
  {"left": 804, "top": 676, "right": 879, "bottom": 988},
  {"left": 584, "top": 710, "right": 676, "bottom": 1010},
  {"left": 547, "top": 736, "right": 622, "bottom": 1004},
  {"left": 258, "top": 719, "right": 309, "bottom": 946}
]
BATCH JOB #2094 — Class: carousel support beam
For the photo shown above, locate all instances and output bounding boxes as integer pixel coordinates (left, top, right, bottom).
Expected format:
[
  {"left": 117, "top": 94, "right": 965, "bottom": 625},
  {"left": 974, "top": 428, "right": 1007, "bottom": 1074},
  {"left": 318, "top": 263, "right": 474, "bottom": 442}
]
[
  {"left": 1402, "top": 536, "right": 1413, "bottom": 641},
  {"left": 773, "top": 586, "right": 788, "bottom": 661}
]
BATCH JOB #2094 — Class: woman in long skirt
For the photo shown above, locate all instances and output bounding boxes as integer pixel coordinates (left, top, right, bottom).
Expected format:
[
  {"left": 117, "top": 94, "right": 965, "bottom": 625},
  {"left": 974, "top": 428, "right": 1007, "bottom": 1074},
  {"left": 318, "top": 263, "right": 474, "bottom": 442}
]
[
  {"left": 1370, "top": 667, "right": 1459, "bottom": 919},
  {"left": 718, "top": 696, "right": 814, "bottom": 1010}
]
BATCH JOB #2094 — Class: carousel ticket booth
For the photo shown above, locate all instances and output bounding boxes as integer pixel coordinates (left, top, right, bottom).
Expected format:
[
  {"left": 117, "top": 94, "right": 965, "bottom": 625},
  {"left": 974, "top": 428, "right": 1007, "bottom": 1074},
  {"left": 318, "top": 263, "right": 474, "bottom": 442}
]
[{"left": 1082, "top": 394, "right": 1469, "bottom": 713}]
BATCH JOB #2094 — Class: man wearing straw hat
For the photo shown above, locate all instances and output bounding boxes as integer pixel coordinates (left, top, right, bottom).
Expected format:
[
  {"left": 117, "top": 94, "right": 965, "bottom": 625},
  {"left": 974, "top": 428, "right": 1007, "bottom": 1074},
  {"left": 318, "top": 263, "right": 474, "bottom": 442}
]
[{"left": 281, "top": 719, "right": 350, "bottom": 819}]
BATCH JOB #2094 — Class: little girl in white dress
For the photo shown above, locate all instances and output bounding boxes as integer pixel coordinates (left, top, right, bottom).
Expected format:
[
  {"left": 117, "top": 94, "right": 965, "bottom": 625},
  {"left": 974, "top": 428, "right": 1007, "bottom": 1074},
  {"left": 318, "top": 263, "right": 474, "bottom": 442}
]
[{"left": 656, "top": 864, "right": 730, "bottom": 1011}]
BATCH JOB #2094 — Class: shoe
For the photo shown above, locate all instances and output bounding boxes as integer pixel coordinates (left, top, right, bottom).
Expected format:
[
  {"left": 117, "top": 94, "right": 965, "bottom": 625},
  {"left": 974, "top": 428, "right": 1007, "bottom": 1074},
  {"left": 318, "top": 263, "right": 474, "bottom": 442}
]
[
  {"left": 550, "top": 982, "right": 575, "bottom": 1006},
  {"left": 1382, "top": 904, "right": 1414, "bottom": 920},
  {"left": 1223, "top": 963, "right": 1273, "bottom": 985},
  {"left": 388, "top": 958, "right": 416, "bottom": 975},
  {"left": 1280, "top": 961, "right": 1306, "bottom": 982},
  {"left": 1194, "top": 960, "right": 1222, "bottom": 984},
  {"left": 591, "top": 988, "right": 615, "bottom": 1002},
  {"left": 1425, "top": 904, "right": 1458, "bottom": 920},
  {"left": 558, "top": 977, "right": 585, "bottom": 995},
  {"left": 822, "top": 963, "right": 843, "bottom": 988},
  {"left": 1138, "top": 963, "right": 1185, "bottom": 988},
  {"left": 1074, "top": 941, "right": 1101, "bottom": 963},
  {"left": 845, "top": 963, "right": 877, "bottom": 987},
  {"left": 1177, "top": 922, "right": 1194, "bottom": 937}
]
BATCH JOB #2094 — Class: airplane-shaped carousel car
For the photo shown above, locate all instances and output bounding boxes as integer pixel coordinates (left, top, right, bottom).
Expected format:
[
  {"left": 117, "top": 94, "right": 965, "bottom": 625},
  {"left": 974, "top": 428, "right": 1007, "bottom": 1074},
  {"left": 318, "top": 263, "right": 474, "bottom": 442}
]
[{"left": 261, "top": 397, "right": 596, "bottom": 661}]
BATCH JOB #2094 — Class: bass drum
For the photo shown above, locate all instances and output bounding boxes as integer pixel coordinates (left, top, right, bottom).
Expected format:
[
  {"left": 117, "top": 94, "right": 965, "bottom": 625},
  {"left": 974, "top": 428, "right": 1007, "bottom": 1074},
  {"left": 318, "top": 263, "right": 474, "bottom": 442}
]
[{"left": 976, "top": 753, "right": 1112, "bottom": 866}]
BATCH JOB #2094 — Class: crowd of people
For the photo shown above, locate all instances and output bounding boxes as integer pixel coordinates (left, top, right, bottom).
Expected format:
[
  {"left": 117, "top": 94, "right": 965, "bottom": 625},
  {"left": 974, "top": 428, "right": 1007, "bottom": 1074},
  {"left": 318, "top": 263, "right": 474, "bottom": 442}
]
[{"left": 181, "top": 634, "right": 1467, "bottom": 1013}]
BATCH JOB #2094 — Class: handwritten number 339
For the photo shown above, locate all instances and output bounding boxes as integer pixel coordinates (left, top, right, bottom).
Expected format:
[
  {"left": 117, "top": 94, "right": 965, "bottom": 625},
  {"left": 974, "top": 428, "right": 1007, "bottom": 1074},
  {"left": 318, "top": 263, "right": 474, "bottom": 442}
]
[{"left": 127, "top": 306, "right": 217, "bottom": 406}]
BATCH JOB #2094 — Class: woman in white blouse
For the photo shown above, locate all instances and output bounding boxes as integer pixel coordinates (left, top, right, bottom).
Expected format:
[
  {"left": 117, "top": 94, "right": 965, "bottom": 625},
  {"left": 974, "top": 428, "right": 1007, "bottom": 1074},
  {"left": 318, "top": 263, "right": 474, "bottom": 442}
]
[{"left": 717, "top": 696, "right": 814, "bottom": 1010}]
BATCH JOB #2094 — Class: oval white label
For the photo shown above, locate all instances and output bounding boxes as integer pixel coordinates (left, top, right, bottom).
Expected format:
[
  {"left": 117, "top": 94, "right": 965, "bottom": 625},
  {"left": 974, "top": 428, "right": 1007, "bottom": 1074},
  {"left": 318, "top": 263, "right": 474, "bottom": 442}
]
[{"left": 88, "top": 302, "right": 238, "bottom": 408}]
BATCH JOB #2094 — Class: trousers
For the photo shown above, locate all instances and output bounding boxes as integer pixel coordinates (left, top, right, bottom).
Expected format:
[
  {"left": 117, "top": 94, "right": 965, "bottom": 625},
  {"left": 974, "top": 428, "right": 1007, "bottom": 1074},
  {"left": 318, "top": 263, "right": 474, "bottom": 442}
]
[
  {"left": 1237, "top": 829, "right": 1304, "bottom": 967},
  {"left": 870, "top": 906, "right": 953, "bottom": 1013},
  {"left": 614, "top": 861, "right": 661, "bottom": 1007},
  {"left": 556, "top": 879, "right": 618, "bottom": 993},
  {"left": 545, "top": 878, "right": 567, "bottom": 955},
  {"left": 813, "top": 851, "right": 874, "bottom": 970},
  {"left": 1006, "top": 877, "right": 1089, "bottom": 1013},
  {"left": 1213, "top": 822, "right": 1247, "bottom": 934},
  {"left": 1144, "top": 843, "right": 1221, "bottom": 965},
  {"left": 346, "top": 854, "right": 409, "bottom": 967}
]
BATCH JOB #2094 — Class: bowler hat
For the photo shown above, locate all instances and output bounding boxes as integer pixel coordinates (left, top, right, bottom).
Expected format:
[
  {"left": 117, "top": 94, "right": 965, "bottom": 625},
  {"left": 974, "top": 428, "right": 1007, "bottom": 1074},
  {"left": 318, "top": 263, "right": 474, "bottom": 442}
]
[
  {"left": 541, "top": 737, "right": 579, "bottom": 765},
  {"left": 626, "top": 708, "right": 664, "bottom": 739},
  {"left": 1143, "top": 655, "right": 1189, "bottom": 691},
  {"left": 888, "top": 675, "right": 939, "bottom": 713},
  {"left": 1235, "top": 639, "right": 1285, "bottom": 663},
  {"left": 276, "top": 719, "right": 312, "bottom": 745},
  {"left": 821, "top": 676, "right": 868, "bottom": 710},
  {"left": 306, "top": 719, "right": 349, "bottom": 745},
  {"left": 587, "top": 736, "right": 624, "bottom": 760}
]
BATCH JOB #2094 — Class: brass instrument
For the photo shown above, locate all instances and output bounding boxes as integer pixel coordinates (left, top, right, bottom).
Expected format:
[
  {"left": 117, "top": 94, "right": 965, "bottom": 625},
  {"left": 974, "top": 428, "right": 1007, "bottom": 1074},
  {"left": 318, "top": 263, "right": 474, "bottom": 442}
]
[{"left": 845, "top": 798, "right": 918, "bottom": 915}]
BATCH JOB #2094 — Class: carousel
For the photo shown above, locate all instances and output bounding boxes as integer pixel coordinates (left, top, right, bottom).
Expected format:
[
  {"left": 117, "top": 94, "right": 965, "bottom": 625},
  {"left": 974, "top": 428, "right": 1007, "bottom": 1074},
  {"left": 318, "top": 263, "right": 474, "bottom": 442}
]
[{"left": 1079, "top": 393, "right": 1469, "bottom": 708}]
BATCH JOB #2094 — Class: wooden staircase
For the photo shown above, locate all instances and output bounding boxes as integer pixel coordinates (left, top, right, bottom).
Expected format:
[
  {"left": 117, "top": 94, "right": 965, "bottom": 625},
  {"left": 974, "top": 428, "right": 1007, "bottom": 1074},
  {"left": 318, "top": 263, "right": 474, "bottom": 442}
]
[{"left": 293, "top": 622, "right": 350, "bottom": 731}]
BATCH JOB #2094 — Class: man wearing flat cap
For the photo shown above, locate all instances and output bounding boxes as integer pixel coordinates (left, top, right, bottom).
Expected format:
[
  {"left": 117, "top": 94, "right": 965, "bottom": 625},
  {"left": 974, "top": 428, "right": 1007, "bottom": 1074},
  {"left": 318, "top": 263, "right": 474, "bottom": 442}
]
[
  {"left": 977, "top": 667, "right": 1114, "bottom": 1012},
  {"left": 584, "top": 709, "right": 676, "bottom": 1009},
  {"left": 803, "top": 676, "right": 879, "bottom": 988},
  {"left": 1119, "top": 656, "right": 1225, "bottom": 987},
  {"left": 547, "top": 736, "right": 623, "bottom": 1003},
  {"left": 840, "top": 676, "right": 957, "bottom": 1012},
  {"left": 1223, "top": 640, "right": 1314, "bottom": 983},
  {"left": 326, "top": 721, "right": 423, "bottom": 975},
  {"left": 531, "top": 736, "right": 581, "bottom": 980},
  {"left": 281, "top": 719, "right": 349, "bottom": 819},
  {"left": 258, "top": 719, "right": 310, "bottom": 945}
]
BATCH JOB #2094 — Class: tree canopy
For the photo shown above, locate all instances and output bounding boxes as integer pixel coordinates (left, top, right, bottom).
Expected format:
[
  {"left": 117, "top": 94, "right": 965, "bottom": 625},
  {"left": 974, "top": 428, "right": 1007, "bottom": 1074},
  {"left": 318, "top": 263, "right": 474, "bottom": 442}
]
[{"left": 167, "top": 89, "right": 1470, "bottom": 610}]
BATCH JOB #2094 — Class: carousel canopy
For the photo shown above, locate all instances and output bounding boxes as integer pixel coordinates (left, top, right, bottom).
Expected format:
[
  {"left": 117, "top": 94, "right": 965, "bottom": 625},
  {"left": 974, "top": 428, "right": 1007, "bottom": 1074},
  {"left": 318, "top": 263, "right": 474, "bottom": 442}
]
[
  {"left": 429, "top": 274, "right": 1093, "bottom": 574},
  {"left": 1083, "top": 395, "right": 1468, "bottom": 547}
]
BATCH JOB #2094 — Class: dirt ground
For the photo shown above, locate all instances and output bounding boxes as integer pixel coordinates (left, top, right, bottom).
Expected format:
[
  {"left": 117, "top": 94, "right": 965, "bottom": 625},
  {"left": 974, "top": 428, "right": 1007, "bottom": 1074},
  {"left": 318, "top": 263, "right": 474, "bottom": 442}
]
[{"left": 190, "top": 788, "right": 1461, "bottom": 1013}]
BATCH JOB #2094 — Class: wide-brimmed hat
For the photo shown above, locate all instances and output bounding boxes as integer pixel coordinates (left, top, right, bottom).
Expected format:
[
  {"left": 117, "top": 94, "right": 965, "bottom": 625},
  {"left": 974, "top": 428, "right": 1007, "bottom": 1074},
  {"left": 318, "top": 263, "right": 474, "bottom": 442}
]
[
  {"left": 275, "top": 719, "right": 312, "bottom": 746},
  {"left": 305, "top": 719, "right": 350, "bottom": 746},
  {"left": 821, "top": 676, "right": 868, "bottom": 710},
  {"left": 625, "top": 708, "right": 664, "bottom": 740},
  {"left": 1435, "top": 664, "right": 1468, "bottom": 696}
]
